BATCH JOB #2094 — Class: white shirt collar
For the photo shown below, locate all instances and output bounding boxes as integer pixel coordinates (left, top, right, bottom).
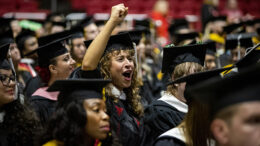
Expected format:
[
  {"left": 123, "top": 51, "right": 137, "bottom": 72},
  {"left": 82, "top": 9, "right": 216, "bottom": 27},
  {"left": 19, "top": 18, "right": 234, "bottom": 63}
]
[
  {"left": 160, "top": 127, "right": 216, "bottom": 146},
  {"left": 109, "top": 84, "right": 126, "bottom": 100},
  {"left": 159, "top": 127, "right": 186, "bottom": 142},
  {"left": 158, "top": 92, "right": 188, "bottom": 113}
]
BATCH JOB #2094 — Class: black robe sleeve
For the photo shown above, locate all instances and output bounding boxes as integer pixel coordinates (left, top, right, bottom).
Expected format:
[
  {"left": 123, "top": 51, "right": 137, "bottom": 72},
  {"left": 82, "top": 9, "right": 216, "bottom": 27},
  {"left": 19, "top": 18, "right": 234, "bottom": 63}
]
[
  {"left": 106, "top": 97, "right": 145, "bottom": 146},
  {"left": 143, "top": 100, "right": 186, "bottom": 146},
  {"left": 30, "top": 96, "right": 56, "bottom": 126},
  {"left": 153, "top": 136, "right": 186, "bottom": 146},
  {"left": 24, "top": 76, "right": 42, "bottom": 98},
  {"left": 69, "top": 66, "right": 102, "bottom": 79}
]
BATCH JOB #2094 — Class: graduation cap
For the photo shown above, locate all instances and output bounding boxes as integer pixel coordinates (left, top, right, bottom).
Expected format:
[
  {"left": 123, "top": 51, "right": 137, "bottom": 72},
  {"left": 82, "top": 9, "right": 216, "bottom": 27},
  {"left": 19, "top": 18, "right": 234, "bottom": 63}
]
[
  {"left": 134, "top": 19, "right": 151, "bottom": 29},
  {"left": 186, "top": 63, "right": 260, "bottom": 116},
  {"left": 225, "top": 33, "right": 254, "bottom": 50},
  {"left": 0, "top": 17, "right": 13, "bottom": 30},
  {"left": 119, "top": 27, "right": 150, "bottom": 45},
  {"left": 36, "top": 36, "right": 70, "bottom": 67},
  {"left": 223, "top": 22, "right": 245, "bottom": 34},
  {"left": 47, "top": 79, "right": 111, "bottom": 106},
  {"left": 234, "top": 43, "right": 260, "bottom": 71},
  {"left": 244, "top": 18, "right": 260, "bottom": 26},
  {"left": 161, "top": 43, "right": 207, "bottom": 74},
  {"left": 167, "top": 66, "right": 233, "bottom": 86},
  {"left": 95, "top": 20, "right": 106, "bottom": 27},
  {"left": 174, "top": 32, "right": 199, "bottom": 45},
  {"left": 0, "top": 28, "right": 14, "bottom": 46},
  {"left": 15, "top": 29, "right": 36, "bottom": 56},
  {"left": 80, "top": 16, "right": 94, "bottom": 28},
  {"left": 70, "top": 25, "right": 84, "bottom": 40},
  {"left": 257, "top": 27, "right": 260, "bottom": 35},
  {"left": 84, "top": 32, "right": 134, "bottom": 53},
  {"left": 0, "top": 43, "right": 11, "bottom": 70},
  {"left": 168, "top": 18, "right": 189, "bottom": 36},
  {"left": 51, "top": 21, "right": 67, "bottom": 28},
  {"left": 167, "top": 66, "right": 233, "bottom": 102},
  {"left": 37, "top": 30, "right": 71, "bottom": 46},
  {"left": 205, "top": 40, "right": 216, "bottom": 55}
]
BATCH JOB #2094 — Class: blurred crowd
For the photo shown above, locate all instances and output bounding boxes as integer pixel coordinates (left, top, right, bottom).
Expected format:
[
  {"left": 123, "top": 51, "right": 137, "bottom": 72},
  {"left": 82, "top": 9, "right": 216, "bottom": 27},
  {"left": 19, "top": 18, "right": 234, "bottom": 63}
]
[{"left": 0, "top": 0, "right": 260, "bottom": 146}]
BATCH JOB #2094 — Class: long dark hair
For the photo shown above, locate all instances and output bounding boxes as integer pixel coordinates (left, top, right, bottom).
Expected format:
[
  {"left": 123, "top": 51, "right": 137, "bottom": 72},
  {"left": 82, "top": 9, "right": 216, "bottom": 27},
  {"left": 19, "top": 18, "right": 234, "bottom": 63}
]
[
  {"left": 39, "top": 97, "right": 87, "bottom": 146},
  {"left": 35, "top": 57, "right": 57, "bottom": 85},
  {"left": 183, "top": 99, "right": 211, "bottom": 146},
  {"left": 0, "top": 99, "right": 41, "bottom": 146}
]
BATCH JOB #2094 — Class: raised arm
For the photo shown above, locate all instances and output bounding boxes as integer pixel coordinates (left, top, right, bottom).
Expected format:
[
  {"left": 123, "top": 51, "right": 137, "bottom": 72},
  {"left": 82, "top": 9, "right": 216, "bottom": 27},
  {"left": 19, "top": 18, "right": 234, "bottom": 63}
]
[{"left": 81, "top": 4, "right": 128, "bottom": 71}]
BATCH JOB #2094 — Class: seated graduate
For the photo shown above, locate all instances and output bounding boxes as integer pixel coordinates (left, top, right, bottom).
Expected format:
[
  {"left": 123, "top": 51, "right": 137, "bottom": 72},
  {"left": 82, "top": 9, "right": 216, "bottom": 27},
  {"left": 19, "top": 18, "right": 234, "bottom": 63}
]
[
  {"left": 39, "top": 79, "right": 111, "bottom": 146},
  {"left": 70, "top": 4, "right": 145, "bottom": 146},
  {"left": 15, "top": 29, "right": 40, "bottom": 97},
  {"left": 0, "top": 27, "right": 26, "bottom": 94},
  {"left": 0, "top": 43, "right": 40, "bottom": 146},
  {"left": 143, "top": 43, "right": 207, "bottom": 146},
  {"left": 204, "top": 41, "right": 217, "bottom": 70},
  {"left": 154, "top": 67, "right": 233, "bottom": 146},
  {"left": 69, "top": 26, "right": 87, "bottom": 67},
  {"left": 225, "top": 33, "right": 254, "bottom": 65},
  {"left": 119, "top": 28, "right": 163, "bottom": 106},
  {"left": 186, "top": 63, "right": 260, "bottom": 146},
  {"left": 30, "top": 36, "right": 75, "bottom": 126},
  {"left": 222, "top": 43, "right": 260, "bottom": 76}
]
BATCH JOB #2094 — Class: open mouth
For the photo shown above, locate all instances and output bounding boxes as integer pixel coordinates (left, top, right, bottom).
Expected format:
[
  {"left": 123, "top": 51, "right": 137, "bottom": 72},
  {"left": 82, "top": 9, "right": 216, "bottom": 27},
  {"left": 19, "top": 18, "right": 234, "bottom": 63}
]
[
  {"left": 122, "top": 71, "right": 132, "bottom": 81},
  {"left": 122, "top": 72, "right": 131, "bottom": 78}
]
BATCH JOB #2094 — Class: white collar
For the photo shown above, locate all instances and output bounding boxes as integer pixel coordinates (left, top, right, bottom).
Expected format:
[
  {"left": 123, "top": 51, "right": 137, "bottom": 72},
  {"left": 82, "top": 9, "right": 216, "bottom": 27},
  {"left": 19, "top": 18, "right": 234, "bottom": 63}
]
[
  {"left": 109, "top": 84, "right": 126, "bottom": 100},
  {"left": 160, "top": 127, "right": 216, "bottom": 146},
  {"left": 158, "top": 92, "right": 188, "bottom": 113},
  {"left": 159, "top": 127, "right": 186, "bottom": 143},
  {"left": 0, "top": 111, "right": 5, "bottom": 123}
]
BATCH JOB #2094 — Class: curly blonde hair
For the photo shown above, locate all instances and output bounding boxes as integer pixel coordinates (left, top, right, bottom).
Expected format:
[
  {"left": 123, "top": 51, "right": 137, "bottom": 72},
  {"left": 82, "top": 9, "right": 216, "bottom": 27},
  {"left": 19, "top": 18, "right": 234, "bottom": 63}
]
[
  {"left": 100, "top": 49, "right": 144, "bottom": 117},
  {"left": 166, "top": 62, "right": 204, "bottom": 97}
]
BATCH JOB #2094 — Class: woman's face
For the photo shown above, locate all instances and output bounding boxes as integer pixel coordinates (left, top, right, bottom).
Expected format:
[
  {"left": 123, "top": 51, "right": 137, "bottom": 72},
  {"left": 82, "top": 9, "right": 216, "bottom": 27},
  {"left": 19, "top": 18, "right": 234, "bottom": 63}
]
[
  {"left": 110, "top": 50, "right": 135, "bottom": 90},
  {"left": 24, "top": 37, "right": 39, "bottom": 60},
  {"left": 53, "top": 53, "right": 75, "bottom": 79},
  {"left": 9, "top": 43, "right": 21, "bottom": 63},
  {"left": 0, "top": 69, "right": 16, "bottom": 107},
  {"left": 84, "top": 98, "right": 110, "bottom": 140}
]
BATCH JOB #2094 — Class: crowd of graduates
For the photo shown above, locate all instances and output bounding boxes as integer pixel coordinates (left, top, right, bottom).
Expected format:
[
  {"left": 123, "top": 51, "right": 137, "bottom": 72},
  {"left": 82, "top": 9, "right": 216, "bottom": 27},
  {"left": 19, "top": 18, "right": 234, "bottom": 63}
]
[{"left": 0, "top": 2, "right": 260, "bottom": 146}]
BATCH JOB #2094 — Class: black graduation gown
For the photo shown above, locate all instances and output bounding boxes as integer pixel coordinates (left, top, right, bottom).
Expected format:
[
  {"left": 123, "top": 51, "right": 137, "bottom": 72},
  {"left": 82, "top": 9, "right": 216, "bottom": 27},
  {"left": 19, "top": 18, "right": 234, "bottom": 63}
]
[
  {"left": 143, "top": 100, "right": 186, "bottom": 146},
  {"left": 106, "top": 97, "right": 144, "bottom": 146},
  {"left": 30, "top": 95, "right": 56, "bottom": 126},
  {"left": 24, "top": 76, "right": 42, "bottom": 98},
  {"left": 69, "top": 66, "right": 103, "bottom": 79},
  {"left": 140, "top": 78, "right": 156, "bottom": 107},
  {"left": 0, "top": 128, "right": 8, "bottom": 146},
  {"left": 153, "top": 136, "right": 185, "bottom": 146}
]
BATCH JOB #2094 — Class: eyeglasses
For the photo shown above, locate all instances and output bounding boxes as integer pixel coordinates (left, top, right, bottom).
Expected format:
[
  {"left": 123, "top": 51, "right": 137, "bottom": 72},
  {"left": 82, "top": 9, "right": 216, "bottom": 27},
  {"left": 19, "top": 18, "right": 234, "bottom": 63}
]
[{"left": 0, "top": 74, "right": 15, "bottom": 86}]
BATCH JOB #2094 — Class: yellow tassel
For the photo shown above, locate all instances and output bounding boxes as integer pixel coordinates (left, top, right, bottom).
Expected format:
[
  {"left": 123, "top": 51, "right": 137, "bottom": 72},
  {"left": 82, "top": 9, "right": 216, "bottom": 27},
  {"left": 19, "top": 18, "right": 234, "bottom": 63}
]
[
  {"left": 102, "top": 88, "right": 106, "bottom": 101},
  {"left": 157, "top": 71, "right": 163, "bottom": 80},
  {"left": 221, "top": 64, "right": 235, "bottom": 76},
  {"left": 154, "top": 47, "right": 160, "bottom": 55},
  {"left": 209, "top": 33, "right": 225, "bottom": 44}
]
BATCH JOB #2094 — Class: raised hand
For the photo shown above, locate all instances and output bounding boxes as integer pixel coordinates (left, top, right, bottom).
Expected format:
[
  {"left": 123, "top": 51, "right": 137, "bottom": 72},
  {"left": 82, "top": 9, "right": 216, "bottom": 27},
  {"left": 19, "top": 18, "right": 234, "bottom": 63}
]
[{"left": 109, "top": 3, "right": 128, "bottom": 25}]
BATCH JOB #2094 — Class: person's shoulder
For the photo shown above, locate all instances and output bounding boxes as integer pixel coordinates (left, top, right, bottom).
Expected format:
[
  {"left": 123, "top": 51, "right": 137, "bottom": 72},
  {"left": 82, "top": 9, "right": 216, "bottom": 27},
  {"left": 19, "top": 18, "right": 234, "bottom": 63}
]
[
  {"left": 153, "top": 136, "right": 185, "bottom": 146},
  {"left": 69, "top": 66, "right": 102, "bottom": 79}
]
